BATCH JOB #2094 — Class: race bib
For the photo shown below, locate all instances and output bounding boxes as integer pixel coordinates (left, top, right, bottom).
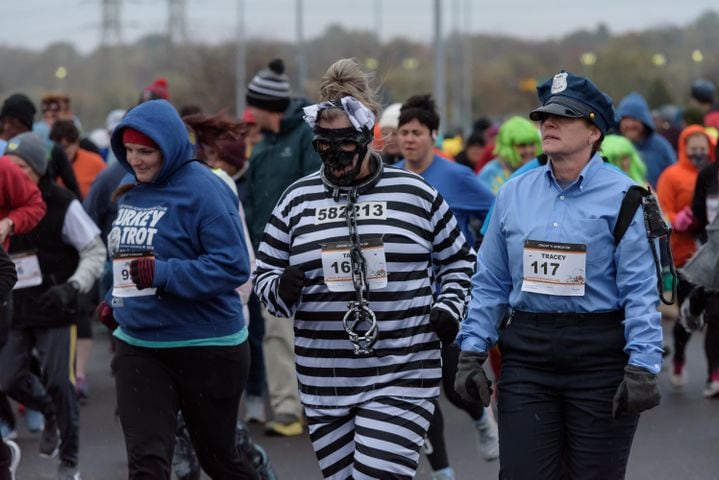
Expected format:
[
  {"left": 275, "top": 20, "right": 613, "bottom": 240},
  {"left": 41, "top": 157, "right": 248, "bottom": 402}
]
[
  {"left": 112, "top": 254, "right": 156, "bottom": 298},
  {"left": 10, "top": 251, "right": 42, "bottom": 290},
  {"left": 521, "top": 240, "right": 586, "bottom": 296},
  {"left": 315, "top": 202, "right": 387, "bottom": 225},
  {"left": 321, "top": 238, "right": 388, "bottom": 292}
]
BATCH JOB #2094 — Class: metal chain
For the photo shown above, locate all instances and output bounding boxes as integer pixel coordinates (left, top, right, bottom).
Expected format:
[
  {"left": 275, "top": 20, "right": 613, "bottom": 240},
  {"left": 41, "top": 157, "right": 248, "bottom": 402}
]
[{"left": 341, "top": 188, "right": 378, "bottom": 355}]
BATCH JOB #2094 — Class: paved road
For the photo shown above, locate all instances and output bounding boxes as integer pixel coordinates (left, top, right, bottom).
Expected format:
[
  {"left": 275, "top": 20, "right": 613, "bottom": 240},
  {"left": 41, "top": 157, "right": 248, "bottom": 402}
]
[{"left": 12, "top": 316, "right": 719, "bottom": 479}]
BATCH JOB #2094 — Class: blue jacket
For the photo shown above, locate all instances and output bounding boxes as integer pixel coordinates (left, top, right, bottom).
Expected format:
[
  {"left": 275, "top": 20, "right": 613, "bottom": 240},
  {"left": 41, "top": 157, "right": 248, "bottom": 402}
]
[
  {"left": 616, "top": 92, "right": 675, "bottom": 188},
  {"left": 107, "top": 100, "right": 250, "bottom": 342},
  {"left": 457, "top": 154, "right": 663, "bottom": 373},
  {"left": 395, "top": 155, "right": 494, "bottom": 246}
]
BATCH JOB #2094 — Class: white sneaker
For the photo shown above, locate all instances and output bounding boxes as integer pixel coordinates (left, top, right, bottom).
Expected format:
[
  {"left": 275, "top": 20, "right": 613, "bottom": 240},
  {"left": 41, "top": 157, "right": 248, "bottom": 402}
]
[
  {"left": 671, "top": 370, "right": 687, "bottom": 388},
  {"left": 431, "top": 467, "right": 456, "bottom": 480},
  {"left": 6, "top": 440, "right": 20, "bottom": 480},
  {"left": 0, "top": 420, "right": 17, "bottom": 440},
  {"left": 475, "top": 407, "right": 499, "bottom": 461},
  {"left": 243, "top": 395, "right": 267, "bottom": 423},
  {"left": 703, "top": 380, "right": 719, "bottom": 398},
  {"left": 57, "top": 461, "right": 81, "bottom": 480}
]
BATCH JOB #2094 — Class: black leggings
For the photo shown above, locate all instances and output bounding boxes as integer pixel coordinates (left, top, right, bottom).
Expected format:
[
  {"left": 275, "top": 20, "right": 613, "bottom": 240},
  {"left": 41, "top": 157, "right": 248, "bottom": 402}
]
[
  {"left": 0, "top": 301, "right": 11, "bottom": 480},
  {"left": 672, "top": 279, "right": 694, "bottom": 367},
  {"left": 0, "top": 441, "right": 10, "bottom": 480},
  {"left": 112, "top": 339, "right": 259, "bottom": 480},
  {"left": 674, "top": 286, "right": 719, "bottom": 377},
  {"left": 0, "top": 300, "right": 15, "bottom": 432},
  {"left": 425, "top": 342, "right": 485, "bottom": 471}
]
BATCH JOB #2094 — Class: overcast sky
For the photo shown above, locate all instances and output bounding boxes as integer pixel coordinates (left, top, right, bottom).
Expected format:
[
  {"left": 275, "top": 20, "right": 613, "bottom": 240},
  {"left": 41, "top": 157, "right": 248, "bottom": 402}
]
[{"left": 1, "top": 0, "right": 717, "bottom": 53}]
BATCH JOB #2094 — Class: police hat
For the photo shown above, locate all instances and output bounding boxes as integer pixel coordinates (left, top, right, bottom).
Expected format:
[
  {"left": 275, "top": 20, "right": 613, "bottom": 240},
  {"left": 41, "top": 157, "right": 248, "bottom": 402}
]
[{"left": 529, "top": 71, "right": 616, "bottom": 134}]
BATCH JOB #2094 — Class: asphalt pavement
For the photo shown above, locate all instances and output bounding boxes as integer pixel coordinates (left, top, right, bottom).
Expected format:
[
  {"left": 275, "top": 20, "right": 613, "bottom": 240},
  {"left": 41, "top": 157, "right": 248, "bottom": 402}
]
[{"left": 12, "top": 313, "right": 719, "bottom": 479}]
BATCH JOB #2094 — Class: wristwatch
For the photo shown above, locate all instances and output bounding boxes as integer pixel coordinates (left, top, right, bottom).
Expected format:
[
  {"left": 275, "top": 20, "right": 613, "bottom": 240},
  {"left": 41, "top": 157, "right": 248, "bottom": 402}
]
[{"left": 68, "top": 280, "right": 81, "bottom": 292}]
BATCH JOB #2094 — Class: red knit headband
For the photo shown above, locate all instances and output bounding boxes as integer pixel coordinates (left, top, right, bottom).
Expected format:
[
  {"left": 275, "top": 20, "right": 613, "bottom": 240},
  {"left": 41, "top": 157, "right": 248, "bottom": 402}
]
[{"left": 123, "top": 128, "right": 158, "bottom": 148}]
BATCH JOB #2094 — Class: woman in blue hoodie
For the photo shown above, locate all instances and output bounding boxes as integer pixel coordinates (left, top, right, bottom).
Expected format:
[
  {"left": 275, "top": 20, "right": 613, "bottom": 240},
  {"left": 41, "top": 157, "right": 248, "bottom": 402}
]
[{"left": 98, "top": 100, "right": 257, "bottom": 479}]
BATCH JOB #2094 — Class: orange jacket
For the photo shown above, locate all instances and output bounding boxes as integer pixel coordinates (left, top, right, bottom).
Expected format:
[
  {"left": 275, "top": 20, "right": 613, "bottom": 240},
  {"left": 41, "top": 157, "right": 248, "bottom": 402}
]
[
  {"left": 656, "top": 125, "right": 715, "bottom": 267},
  {"left": 72, "top": 148, "right": 107, "bottom": 199}
]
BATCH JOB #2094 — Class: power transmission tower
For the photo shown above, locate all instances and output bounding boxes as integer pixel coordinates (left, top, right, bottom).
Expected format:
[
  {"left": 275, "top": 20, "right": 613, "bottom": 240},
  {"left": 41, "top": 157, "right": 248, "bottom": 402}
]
[
  {"left": 101, "top": 0, "right": 123, "bottom": 45},
  {"left": 167, "top": 0, "right": 188, "bottom": 45}
]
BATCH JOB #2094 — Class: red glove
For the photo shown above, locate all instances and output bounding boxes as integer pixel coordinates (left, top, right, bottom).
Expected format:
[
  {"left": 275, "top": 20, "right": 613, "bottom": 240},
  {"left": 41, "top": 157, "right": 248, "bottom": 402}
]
[
  {"left": 96, "top": 301, "right": 118, "bottom": 331},
  {"left": 673, "top": 206, "right": 695, "bottom": 233},
  {"left": 129, "top": 257, "right": 155, "bottom": 290}
]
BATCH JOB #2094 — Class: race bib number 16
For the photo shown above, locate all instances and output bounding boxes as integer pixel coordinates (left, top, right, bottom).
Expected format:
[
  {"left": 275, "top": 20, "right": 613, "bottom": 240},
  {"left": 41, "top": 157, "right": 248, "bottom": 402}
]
[{"left": 321, "top": 238, "right": 388, "bottom": 292}]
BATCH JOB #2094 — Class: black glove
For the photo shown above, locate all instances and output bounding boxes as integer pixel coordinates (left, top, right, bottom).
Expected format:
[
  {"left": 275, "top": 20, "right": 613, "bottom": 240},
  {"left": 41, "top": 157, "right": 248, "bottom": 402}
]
[
  {"left": 680, "top": 297, "right": 705, "bottom": 332},
  {"left": 278, "top": 266, "right": 305, "bottom": 306},
  {"left": 680, "top": 287, "right": 707, "bottom": 332},
  {"left": 454, "top": 350, "right": 493, "bottom": 407},
  {"left": 612, "top": 365, "right": 661, "bottom": 418},
  {"left": 39, "top": 282, "right": 78, "bottom": 312},
  {"left": 429, "top": 308, "right": 459, "bottom": 344}
]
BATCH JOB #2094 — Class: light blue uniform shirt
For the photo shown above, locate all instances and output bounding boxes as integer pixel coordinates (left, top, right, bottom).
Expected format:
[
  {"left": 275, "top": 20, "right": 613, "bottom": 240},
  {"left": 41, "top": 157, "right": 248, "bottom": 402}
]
[{"left": 457, "top": 153, "right": 663, "bottom": 373}]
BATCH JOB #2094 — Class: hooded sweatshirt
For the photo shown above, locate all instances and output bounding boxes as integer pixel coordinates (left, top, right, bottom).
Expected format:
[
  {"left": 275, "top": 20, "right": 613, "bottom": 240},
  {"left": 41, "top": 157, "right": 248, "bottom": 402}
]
[
  {"left": 244, "top": 98, "right": 322, "bottom": 249},
  {"left": 108, "top": 100, "right": 250, "bottom": 343},
  {"left": 616, "top": 92, "right": 676, "bottom": 188},
  {"left": 395, "top": 154, "right": 493, "bottom": 246},
  {"left": 656, "top": 124, "right": 716, "bottom": 267}
]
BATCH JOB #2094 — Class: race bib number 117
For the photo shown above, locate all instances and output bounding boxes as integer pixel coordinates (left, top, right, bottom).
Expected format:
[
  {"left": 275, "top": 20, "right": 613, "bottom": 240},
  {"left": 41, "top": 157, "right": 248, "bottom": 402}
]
[{"left": 521, "top": 240, "right": 587, "bottom": 296}]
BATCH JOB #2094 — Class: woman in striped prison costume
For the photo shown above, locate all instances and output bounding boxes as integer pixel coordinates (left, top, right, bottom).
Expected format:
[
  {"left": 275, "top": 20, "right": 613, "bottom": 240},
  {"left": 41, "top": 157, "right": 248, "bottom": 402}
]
[{"left": 253, "top": 58, "right": 475, "bottom": 480}]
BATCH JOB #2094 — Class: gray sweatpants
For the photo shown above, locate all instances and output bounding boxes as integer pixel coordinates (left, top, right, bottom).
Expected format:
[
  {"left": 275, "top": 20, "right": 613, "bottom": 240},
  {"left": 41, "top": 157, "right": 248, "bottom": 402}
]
[{"left": 0, "top": 325, "right": 79, "bottom": 465}]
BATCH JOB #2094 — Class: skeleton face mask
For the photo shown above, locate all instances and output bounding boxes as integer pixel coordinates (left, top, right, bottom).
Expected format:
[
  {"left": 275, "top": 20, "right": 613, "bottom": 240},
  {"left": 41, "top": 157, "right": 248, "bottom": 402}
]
[{"left": 313, "top": 126, "right": 371, "bottom": 186}]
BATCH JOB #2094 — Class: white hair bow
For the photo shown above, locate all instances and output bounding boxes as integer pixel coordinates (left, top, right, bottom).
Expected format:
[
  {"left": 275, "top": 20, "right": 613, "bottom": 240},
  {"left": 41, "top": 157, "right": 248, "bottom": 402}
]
[{"left": 303, "top": 96, "right": 376, "bottom": 132}]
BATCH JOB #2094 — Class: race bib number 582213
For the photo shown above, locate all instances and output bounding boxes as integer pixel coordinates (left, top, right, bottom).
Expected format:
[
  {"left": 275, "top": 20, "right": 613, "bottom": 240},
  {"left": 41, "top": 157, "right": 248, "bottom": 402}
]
[{"left": 315, "top": 202, "right": 387, "bottom": 225}]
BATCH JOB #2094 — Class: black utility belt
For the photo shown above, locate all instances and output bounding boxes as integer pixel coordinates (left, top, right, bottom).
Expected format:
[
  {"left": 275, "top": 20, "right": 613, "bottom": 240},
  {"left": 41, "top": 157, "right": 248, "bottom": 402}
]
[{"left": 510, "top": 310, "right": 624, "bottom": 327}]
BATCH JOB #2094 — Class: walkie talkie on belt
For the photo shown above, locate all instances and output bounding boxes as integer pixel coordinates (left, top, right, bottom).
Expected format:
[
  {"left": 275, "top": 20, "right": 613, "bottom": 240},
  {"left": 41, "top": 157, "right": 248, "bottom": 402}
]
[{"left": 613, "top": 185, "right": 677, "bottom": 305}]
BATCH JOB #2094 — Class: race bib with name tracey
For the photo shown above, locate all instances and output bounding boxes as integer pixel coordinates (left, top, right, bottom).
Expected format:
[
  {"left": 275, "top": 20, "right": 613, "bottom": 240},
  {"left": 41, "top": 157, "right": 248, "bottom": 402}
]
[
  {"left": 321, "top": 238, "right": 388, "bottom": 292},
  {"left": 112, "top": 253, "right": 157, "bottom": 298},
  {"left": 10, "top": 251, "right": 42, "bottom": 290},
  {"left": 521, "top": 240, "right": 586, "bottom": 296},
  {"left": 315, "top": 202, "right": 387, "bottom": 225}
]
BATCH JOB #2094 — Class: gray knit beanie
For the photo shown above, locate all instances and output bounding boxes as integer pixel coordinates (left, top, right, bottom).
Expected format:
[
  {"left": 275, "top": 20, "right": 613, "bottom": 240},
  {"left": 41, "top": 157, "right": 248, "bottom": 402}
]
[{"left": 5, "top": 132, "right": 48, "bottom": 176}]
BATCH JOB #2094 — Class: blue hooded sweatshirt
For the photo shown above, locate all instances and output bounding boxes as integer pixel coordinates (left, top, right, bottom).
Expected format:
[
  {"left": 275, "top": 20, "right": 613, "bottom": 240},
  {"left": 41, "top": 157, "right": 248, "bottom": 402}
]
[
  {"left": 616, "top": 92, "right": 676, "bottom": 188},
  {"left": 395, "top": 154, "right": 494, "bottom": 245},
  {"left": 107, "top": 100, "right": 250, "bottom": 344}
]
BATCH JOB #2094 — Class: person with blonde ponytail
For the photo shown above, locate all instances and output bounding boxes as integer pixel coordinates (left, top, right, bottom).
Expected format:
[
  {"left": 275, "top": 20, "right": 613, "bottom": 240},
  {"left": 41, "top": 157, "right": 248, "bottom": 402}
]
[{"left": 253, "top": 59, "right": 475, "bottom": 479}]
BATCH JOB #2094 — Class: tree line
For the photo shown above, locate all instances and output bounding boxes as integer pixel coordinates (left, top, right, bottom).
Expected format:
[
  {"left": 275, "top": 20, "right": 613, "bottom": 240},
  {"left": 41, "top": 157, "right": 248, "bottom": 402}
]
[{"left": 1, "top": 10, "right": 717, "bottom": 131}]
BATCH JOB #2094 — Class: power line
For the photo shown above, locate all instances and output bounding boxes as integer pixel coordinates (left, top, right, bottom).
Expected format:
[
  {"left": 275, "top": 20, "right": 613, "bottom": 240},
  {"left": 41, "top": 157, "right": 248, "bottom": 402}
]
[
  {"left": 100, "top": 0, "right": 122, "bottom": 45},
  {"left": 167, "top": 0, "right": 188, "bottom": 45}
]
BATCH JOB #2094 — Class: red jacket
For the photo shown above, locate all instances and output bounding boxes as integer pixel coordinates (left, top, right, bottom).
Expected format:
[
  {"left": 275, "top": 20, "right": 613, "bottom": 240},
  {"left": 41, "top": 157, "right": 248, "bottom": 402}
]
[{"left": 0, "top": 155, "right": 47, "bottom": 250}]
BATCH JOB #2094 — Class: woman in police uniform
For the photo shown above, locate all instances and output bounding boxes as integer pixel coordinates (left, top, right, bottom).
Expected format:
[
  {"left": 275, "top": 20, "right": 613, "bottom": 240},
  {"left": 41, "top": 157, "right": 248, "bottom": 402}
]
[{"left": 455, "top": 71, "right": 663, "bottom": 479}]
